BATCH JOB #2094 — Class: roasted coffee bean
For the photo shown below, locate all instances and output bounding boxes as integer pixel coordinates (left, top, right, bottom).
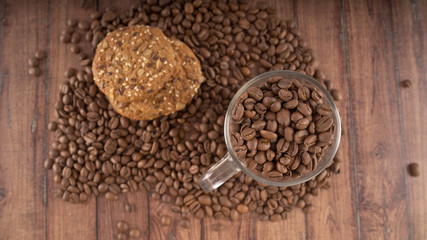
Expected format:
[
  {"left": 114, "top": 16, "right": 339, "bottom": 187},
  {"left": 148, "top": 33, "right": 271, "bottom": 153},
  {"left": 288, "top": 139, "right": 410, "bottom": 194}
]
[
  {"left": 161, "top": 215, "right": 171, "bottom": 226},
  {"left": 35, "top": 50, "right": 46, "bottom": 60},
  {"left": 117, "top": 233, "right": 127, "bottom": 240},
  {"left": 179, "top": 219, "right": 190, "bottom": 229},
  {"left": 29, "top": 67, "right": 41, "bottom": 76},
  {"left": 400, "top": 79, "right": 412, "bottom": 88},
  {"left": 316, "top": 116, "right": 333, "bottom": 132},
  {"left": 71, "top": 32, "right": 81, "bottom": 44},
  {"left": 117, "top": 221, "right": 129, "bottom": 232},
  {"left": 129, "top": 229, "right": 141, "bottom": 238},
  {"left": 105, "top": 192, "right": 118, "bottom": 201},
  {"left": 247, "top": 87, "right": 263, "bottom": 101},
  {"left": 331, "top": 89, "right": 342, "bottom": 101},
  {"left": 408, "top": 163, "right": 420, "bottom": 177},
  {"left": 277, "top": 109, "right": 291, "bottom": 126},
  {"left": 28, "top": 57, "right": 40, "bottom": 67}
]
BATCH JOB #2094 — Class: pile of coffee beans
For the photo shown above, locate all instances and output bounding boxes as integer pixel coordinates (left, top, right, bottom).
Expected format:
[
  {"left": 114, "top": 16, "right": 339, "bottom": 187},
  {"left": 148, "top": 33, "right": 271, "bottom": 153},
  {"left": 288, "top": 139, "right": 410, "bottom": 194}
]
[
  {"left": 28, "top": 50, "right": 47, "bottom": 76},
  {"left": 45, "top": 0, "right": 343, "bottom": 222},
  {"left": 231, "top": 78, "right": 336, "bottom": 180}
]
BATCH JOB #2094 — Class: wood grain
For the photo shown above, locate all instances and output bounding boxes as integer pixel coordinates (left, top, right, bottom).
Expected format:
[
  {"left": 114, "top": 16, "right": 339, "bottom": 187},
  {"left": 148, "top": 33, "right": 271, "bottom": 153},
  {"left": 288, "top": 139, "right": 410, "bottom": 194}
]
[
  {"left": 46, "top": 1, "right": 97, "bottom": 240},
  {"left": 249, "top": 2, "right": 308, "bottom": 240},
  {"left": 296, "top": 0, "right": 358, "bottom": 238},
  {"left": 94, "top": 1, "right": 151, "bottom": 240},
  {"left": 0, "top": 0, "right": 425, "bottom": 239},
  {"left": 390, "top": 0, "right": 427, "bottom": 239},
  {"left": 0, "top": 0, "right": 49, "bottom": 239},
  {"left": 343, "top": 0, "right": 410, "bottom": 239}
]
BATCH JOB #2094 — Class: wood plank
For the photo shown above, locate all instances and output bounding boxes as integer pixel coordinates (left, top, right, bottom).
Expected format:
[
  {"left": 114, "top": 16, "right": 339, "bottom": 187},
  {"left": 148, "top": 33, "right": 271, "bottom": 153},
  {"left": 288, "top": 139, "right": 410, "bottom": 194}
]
[
  {"left": 343, "top": 0, "right": 409, "bottom": 239},
  {"left": 0, "top": 0, "right": 49, "bottom": 239},
  {"left": 94, "top": 1, "right": 151, "bottom": 240},
  {"left": 97, "top": 192, "right": 150, "bottom": 240},
  {"left": 247, "top": 1, "right": 307, "bottom": 239},
  {"left": 46, "top": 1, "right": 97, "bottom": 240},
  {"left": 295, "top": 0, "right": 359, "bottom": 239},
  {"left": 150, "top": 196, "right": 202, "bottom": 240},
  {"left": 390, "top": 0, "right": 427, "bottom": 239}
]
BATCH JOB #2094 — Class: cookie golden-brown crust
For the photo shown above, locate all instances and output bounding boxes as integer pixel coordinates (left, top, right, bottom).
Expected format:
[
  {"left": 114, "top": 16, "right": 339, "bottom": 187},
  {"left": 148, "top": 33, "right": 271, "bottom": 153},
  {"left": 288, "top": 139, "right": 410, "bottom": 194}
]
[
  {"left": 131, "top": 39, "right": 204, "bottom": 120},
  {"left": 92, "top": 25, "right": 176, "bottom": 103}
]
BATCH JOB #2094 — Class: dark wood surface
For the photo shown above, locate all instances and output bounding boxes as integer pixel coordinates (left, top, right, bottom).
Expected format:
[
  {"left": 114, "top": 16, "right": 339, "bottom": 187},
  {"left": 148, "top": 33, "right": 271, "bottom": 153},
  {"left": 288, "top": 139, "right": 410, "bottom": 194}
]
[{"left": 0, "top": 0, "right": 425, "bottom": 239}]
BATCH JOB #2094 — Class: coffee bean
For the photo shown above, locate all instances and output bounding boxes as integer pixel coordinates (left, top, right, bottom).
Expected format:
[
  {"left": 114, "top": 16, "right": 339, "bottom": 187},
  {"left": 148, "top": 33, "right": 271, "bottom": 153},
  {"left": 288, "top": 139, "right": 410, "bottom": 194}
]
[
  {"left": 117, "top": 221, "right": 129, "bottom": 232},
  {"left": 124, "top": 203, "right": 134, "bottom": 213},
  {"left": 117, "top": 233, "right": 127, "bottom": 240},
  {"left": 247, "top": 87, "right": 263, "bottom": 101},
  {"left": 129, "top": 229, "right": 141, "bottom": 238},
  {"left": 260, "top": 130, "right": 277, "bottom": 142},
  {"left": 160, "top": 215, "right": 171, "bottom": 226},
  {"left": 241, "top": 127, "right": 256, "bottom": 141},
  {"left": 102, "top": 11, "right": 117, "bottom": 22},
  {"left": 28, "top": 57, "right": 40, "bottom": 67},
  {"left": 35, "top": 50, "right": 46, "bottom": 60},
  {"left": 400, "top": 79, "right": 412, "bottom": 88},
  {"left": 277, "top": 109, "right": 291, "bottom": 126},
  {"left": 179, "top": 219, "right": 190, "bottom": 229},
  {"left": 105, "top": 192, "right": 118, "bottom": 201},
  {"left": 64, "top": 68, "right": 76, "bottom": 78},
  {"left": 331, "top": 89, "right": 342, "bottom": 101},
  {"left": 70, "top": 44, "right": 81, "bottom": 54},
  {"left": 77, "top": 20, "right": 89, "bottom": 30},
  {"left": 60, "top": 32, "right": 71, "bottom": 43},
  {"left": 408, "top": 163, "right": 420, "bottom": 177},
  {"left": 236, "top": 204, "right": 249, "bottom": 214},
  {"left": 316, "top": 116, "right": 333, "bottom": 132},
  {"left": 71, "top": 32, "right": 81, "bottom": 43},
  {"left": 29, "top": 67, "right": 41, "bottom": 76}
]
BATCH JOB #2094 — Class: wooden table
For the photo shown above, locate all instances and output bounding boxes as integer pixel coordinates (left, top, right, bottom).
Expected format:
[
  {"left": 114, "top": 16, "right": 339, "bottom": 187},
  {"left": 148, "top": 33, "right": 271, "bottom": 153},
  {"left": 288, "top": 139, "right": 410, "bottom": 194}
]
[{"left": 0, "top": 0, "right": 425, "bottom": 239}]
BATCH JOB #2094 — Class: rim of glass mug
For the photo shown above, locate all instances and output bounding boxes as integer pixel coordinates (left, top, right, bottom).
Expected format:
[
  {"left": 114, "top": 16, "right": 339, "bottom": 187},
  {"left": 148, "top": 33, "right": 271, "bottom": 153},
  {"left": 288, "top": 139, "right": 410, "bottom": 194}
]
[{"left": 200, "top": 70, "right": 341, "bottom": 191}]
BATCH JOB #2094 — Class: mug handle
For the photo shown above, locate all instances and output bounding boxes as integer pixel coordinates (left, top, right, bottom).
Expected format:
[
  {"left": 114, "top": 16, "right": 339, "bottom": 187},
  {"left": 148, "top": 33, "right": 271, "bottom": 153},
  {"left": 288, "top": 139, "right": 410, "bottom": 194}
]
[{"left": 199, "top": 152, "right": 242, "bottom": 192}]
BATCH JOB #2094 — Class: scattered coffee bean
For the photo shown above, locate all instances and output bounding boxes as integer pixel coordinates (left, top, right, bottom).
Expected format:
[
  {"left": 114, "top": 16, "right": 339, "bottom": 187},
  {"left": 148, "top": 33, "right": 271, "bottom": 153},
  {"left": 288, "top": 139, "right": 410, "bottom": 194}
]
[
  {"left": 28, "top": 57, "right": 40, "bottom": 67},
  {"left": 117, "top": 221, "right": 129, "bottom": 232},
  {"left": 35, "top": 50, "right": 46, "bottom": 60},
  {"left": 400, "top": 79, "right": 412, "bottom": 88},
  {"left": 331, "top": 89, "right": 342, "bottom": 101},
  {"left": 124, "top": 203, "right": 134, "bottom": 213},
  {"left": 71, "top": 32, "right": 81, "bottom": 43},
  {"left": 60, "top": 32, "right": 71, "bottom": 43},
  {"left": 64, "top": 68, "right": 76, "bottom": 78},
  {"left": 408, "top": 163, "right": 420, "bottom": 177},
  {"left": 70, "top": 44, "right": 81, "bottom": 54},
  {"left": 161, "top": 215, "right": 171, "bottom": 226},
  {"left": 117, "top": 233, "right": 127, "bottom": 240},
  {"left": 129, "top": 228, "right": 141, "bottom": 238},
  {"left": 29, "top": 67, "right": 41, "bottom": 76}
]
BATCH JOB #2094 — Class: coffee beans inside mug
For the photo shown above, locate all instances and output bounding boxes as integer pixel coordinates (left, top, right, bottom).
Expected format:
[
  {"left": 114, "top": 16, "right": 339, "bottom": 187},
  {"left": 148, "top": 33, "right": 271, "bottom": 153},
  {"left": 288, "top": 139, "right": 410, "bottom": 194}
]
[{"left": 231, "top": 78, "right": 336, "bottom": 180}]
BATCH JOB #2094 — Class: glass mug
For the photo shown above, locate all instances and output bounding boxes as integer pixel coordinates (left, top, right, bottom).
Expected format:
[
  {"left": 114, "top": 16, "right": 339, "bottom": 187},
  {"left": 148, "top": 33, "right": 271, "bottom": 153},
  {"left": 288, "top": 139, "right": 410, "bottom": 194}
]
[{"left": 199, "top": 70, "right": 341, "bottom": 192}]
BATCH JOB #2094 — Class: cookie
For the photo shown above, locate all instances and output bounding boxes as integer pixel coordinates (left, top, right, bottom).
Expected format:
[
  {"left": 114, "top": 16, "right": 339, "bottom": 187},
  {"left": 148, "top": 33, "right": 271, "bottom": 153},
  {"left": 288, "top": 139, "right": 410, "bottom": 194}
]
[
  {"left": 110, "top": 68, "right": 191, "bottom": 120},
  {"left": 131, "top": 39, "right": 204, "bottom": 119},
  {"left": 109, "top": 39, "right": 204, "bottom": 121},
  {"left": 92, "top": 25, "right": 176, "bottom": 103}
]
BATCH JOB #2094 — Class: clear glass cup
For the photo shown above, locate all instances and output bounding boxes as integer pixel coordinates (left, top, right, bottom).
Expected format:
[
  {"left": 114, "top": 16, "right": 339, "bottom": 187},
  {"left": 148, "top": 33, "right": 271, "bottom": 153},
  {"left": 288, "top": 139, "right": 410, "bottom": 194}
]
[{"left": 199, "top": 70, "right": 341, "bottom": 192}]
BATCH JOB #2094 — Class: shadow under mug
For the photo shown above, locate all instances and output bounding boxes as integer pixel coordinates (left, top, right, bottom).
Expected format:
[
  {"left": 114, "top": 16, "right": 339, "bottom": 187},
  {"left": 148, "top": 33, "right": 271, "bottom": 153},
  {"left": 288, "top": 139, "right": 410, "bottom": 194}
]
[{"left": 199, "top": 70, "right": 341, "bottom": 192}]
